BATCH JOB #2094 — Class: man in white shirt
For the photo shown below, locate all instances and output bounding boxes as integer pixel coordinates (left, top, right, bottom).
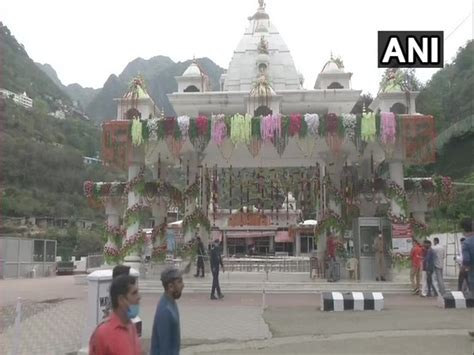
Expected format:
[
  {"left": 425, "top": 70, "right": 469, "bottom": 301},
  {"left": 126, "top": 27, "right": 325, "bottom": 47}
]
[{"left": 432, "top": 237, "right": 446, "bottom": 296}]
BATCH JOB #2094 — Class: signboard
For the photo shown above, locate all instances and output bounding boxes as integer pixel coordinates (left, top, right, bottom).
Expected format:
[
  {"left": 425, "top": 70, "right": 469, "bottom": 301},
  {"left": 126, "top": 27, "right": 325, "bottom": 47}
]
[{"left": 392, "top": 223, "right": 413, "bottom": 254}]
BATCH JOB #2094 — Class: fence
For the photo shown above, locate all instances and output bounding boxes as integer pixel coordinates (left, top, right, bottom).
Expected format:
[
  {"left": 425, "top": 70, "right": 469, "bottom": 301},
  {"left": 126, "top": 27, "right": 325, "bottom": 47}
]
[{"left": 0, "top": 237, "right": 57, "bottom": 279}]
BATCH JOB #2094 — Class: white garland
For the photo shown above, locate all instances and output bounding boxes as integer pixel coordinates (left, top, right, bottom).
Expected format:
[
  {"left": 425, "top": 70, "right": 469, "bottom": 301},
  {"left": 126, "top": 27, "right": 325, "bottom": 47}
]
[
  {"left": 147, "top": 118, "right": 159, "bottom": 141},
  {"left": 177, "top": 115, "right": 190, "bottom": 138},
  {"left": 342, "top": 114, "right": 357, "bottom": 140},
  {"left": 304, "top": 113, "right": 319, "bottom": 136}
]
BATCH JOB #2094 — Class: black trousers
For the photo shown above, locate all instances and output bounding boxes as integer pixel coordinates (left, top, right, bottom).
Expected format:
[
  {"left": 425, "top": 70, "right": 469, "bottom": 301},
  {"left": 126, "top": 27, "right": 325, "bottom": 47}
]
[
  {"left": 196, "top": 256, "right": 205, "bottom": 276},
  {"left": 458, "top": 269, "right": 469, "bottom": 291},
  {"left": 211, "top": 267, "right": 222, "bottom": 296}
]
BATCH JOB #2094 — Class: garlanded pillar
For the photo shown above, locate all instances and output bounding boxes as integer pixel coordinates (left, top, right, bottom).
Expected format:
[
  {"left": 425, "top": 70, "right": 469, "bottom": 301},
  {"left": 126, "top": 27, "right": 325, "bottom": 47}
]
[{"left": 123, "top": 146, "right": 146, "bottom": 271}]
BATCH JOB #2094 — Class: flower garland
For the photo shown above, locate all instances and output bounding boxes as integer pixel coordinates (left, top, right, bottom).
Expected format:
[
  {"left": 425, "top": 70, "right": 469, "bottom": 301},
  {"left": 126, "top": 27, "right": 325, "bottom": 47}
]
[
  {"left": 104, "top": 222, "right": 126, "bottom": 245},
  {"left": 361, "top": 112, "right": 376, "bottom": 142},
  {"left": 104, "top": 242, "right": 122, "bottom": 264},
  {"left": 131, "top": 119, "right": 144, "bottom": 146},
  {"left": 385, "top": 180, "right": 408, "bottom": 213},
  {"left": 124, "top": 203, "right": 149, "bottom": 226},
  {"left": 342, "top": 114, "right": 356, "bottom": 141},
  {"left": 177, "top": 115, "right": 190, "bottom": 139},
  {"left": 120, "top": 230, "right": 146, "bottom": 256},
  {"left": 212, "top": 114, "right": 227, "bottom": 146},
  {"left": 304, "top": 113, "right": 320, "bottom": 136},
  {"left": 230, "top": 114, "right": 252, "bottom": 144},
  {"left": 152, "top": 244, "right": 167, "bottom": 262},
  {"left": 123, "top": 166, "right": 146, "bottom": 196},
  {"left": 182, "top": 208, "right": 211, "bottom": 233},
  {"left": 289, "top": 113, "right": 302, "bottom": 136},
  {"left": 381, "top": 112, "right": 396, "bottom": 145},
  {"left": 314, "top": 210, "right": 345, "bottom": 236},
  {"left": 388, "top": 250, "right": 411, "bottom": 271}
]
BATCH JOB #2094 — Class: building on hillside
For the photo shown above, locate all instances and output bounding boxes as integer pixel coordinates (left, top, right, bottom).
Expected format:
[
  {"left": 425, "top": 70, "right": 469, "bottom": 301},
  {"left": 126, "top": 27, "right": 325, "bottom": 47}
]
[{"left": 0, "top": 88, "right": 33, "bottom": 109}]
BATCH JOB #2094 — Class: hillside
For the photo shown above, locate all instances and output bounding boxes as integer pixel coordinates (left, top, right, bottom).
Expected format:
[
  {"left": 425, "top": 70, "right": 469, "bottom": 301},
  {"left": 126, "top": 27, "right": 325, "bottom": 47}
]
[
  {"left": 0, "top": 22, "right": 72, "bottom": 108},
  {"left": 85, "top": 56, "right": 225, "bottom": 120}
]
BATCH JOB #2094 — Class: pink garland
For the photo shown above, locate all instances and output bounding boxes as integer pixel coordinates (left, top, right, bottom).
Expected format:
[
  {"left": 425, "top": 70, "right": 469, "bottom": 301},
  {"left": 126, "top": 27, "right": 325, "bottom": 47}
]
[
  {"left": 261, "top": 114, "right": 281, "bottom": 142},
  {"left": 381, "top": 112, "right": 396, "bottom": 145},
  {"left": 211, "top": 115, "right": 227, "bottom": 146}
]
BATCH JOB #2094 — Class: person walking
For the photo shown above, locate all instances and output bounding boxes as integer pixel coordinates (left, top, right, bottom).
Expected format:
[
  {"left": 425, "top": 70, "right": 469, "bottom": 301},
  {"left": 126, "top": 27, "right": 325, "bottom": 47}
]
[
  {"left": 410, "top": 239, "right": 423, "bottom": 294},
  {"left": 455, "top": 237, "right": 469, "bottom": 291},
  {"left": 461, "top": 218, "right": 474, "bottom": 295},
  {"left": 89, "top": 275, "right": 142, "bottom": 355},
  {"left": 326, "top": 234, "right": 337, "bottom": 282},
  {"left": 150, "top": 267, "right": 185, "bottom": 355},
  {"left": 422, "top": 240, "right": 436, "bottom": 297},
  {"left": 432, "top": 237, "right": 446, "bottom": 296},
  {"left": 373, "top": 231, "right": 386, "bottom": 281},
  {"left": 210, "top": 239, "right": 225, "bottom": 300},
  {"left": 194, "top": 236, "right": 206, "bottom": 277}
]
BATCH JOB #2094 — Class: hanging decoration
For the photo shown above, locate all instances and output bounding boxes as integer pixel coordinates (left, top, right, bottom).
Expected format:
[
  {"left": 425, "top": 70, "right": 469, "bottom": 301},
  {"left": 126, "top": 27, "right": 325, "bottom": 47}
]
[
  {"left": 189, "top": 115, "right": 211, "bottom": 152},
  {"left": 385, "top": 180, "right": 408, "bottom": 213},
  {"left": 304, "top": 113, "right": 320, "bottom": 136},
  {"left": 211, "top": 114, "right": 227, "bottom": 146},
  {"left": 402, "top": 115, "right": 436, "bottom": 164},
  {"left": 102, "top": 120, "right": 131, "bottom": 170},
  {"left": 230, "top": 114, "right": 252, "bottom": 144},
  {"left": 182, "top": 208, "right": 211, "bottom": 233},
  {"left": 289, "top": 113, "right": 302, "bottom": 136},
  {"left": 325, "top": 113, "right": 343, "bottom": 154},
  {"left": 380, "top": 112, "right": 397, "bottom": 145},
  {"left": 314, "top": 210, "right": 345, "bottom": 236},
  {"left": 361, "top": 112, "right": 376, "bottom": 142},
  {"left": 177, "top": 115, "right": 190, "bottom": 139},
  {"left": 342, "top": 114, "right": 357, "bottom": 142},
  {"left": 131, "top": 119, "right": 144, "bottom": 146}
]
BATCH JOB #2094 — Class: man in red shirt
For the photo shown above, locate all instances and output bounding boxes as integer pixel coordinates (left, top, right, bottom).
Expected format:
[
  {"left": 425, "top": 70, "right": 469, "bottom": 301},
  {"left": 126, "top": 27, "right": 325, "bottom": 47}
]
[
  {"left": 410, "top": 239, "right": 423, "bottom": 294},
  {"left": 89, "top": 274, "right": 142, "bottom": 355}
]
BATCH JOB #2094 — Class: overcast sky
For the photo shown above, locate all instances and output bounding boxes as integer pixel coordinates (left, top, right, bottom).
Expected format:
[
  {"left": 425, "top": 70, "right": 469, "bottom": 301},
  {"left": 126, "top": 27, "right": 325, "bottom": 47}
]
[{"left": 1, "top": 0, "right": 472, "bottom": 95}]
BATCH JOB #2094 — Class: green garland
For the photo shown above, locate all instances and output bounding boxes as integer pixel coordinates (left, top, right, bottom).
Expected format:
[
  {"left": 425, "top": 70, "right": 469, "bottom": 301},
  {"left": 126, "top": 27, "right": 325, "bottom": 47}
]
[{"left": 182, "top": 208, "right": 211, "bottom": 233}]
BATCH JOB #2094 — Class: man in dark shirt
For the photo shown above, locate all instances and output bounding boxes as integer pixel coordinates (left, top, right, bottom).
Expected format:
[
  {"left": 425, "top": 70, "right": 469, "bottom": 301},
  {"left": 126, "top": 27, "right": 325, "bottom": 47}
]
[
  {"left": 194, "top": 236, "right": 206, "bottom": 277},
  {"left": 210, "top": 239, "right": 225, "bottom": 300},
  {"left": 423, "top": 240, "right": 436, "bottom": 297},
  {"left": 150, "top": 267, "right": 184, "bottom": 355},
  {"left": 461, "top": 218, "right": 474, "bottom": 296}
]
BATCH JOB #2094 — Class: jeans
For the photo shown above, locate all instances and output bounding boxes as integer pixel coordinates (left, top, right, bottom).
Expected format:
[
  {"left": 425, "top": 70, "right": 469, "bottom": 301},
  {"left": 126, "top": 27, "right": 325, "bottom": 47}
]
[
  {"left": 211, "top": 268, "right": 222, "bottom": 296},
  {"left": 196, "top": 256, "right": 205, "bottom": 276},
  {"left": 433, "top": 267, "right": 445, "bottom": 295},
  {"left": 426, "top": 271, "right": 436, "bottom": 296},
  {"left": 327, "top": 257, "right": 337, "bottom": 281},
  {"left": 458, "top": 269, "right": 469, "bottom": 291}
]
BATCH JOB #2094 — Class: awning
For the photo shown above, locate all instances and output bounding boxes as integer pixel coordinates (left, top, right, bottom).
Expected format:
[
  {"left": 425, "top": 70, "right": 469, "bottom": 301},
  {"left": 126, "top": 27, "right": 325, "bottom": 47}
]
[
  {"left": 225, "top": 231, "right": 274, "bottom": 239},
  {"left": 275, "top": 231, "right": 292, "bottom": 243}
]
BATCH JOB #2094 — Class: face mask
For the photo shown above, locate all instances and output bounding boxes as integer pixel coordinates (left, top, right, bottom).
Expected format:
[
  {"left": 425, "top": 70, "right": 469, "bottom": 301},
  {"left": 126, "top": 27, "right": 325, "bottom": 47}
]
[{"left": 126, "top": 304, "right": 139, "bottom": 319}]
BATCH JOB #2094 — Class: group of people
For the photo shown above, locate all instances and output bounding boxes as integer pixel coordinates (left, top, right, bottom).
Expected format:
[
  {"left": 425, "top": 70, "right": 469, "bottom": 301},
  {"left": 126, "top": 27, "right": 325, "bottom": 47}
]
[
  {"left": 89, "top": 237, "right": 226, "bottom": 354},
  {"left": 410, "top": 218, "right": 474, "bottom": 298}
]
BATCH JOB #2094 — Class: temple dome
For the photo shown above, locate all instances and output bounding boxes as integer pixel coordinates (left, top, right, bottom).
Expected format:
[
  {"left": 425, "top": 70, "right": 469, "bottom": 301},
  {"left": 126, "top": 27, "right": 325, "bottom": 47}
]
[
  {"left": 182, "top": 62, "right": 202, "bottom": 77},
  {"left": 223, "top": 1, "right": 301, "bottom": 92}
]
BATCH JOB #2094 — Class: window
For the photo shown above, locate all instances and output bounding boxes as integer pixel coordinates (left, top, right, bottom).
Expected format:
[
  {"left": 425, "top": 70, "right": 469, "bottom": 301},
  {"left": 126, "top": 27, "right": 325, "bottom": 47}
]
[
  {"left": 300, "top": 236, "right": 315, "bottom": 254},
  {"left": 254, "top": 105, "right": 272, "bottom": 117},
  {"left": 33, "top": 240, "right": 44, "bottom": 262},
  {"left": 184, "top": 85, "right": 200, "bottom": 92},
  {"left": 327, "top": 82, "right": 344, "bottom": 89}
]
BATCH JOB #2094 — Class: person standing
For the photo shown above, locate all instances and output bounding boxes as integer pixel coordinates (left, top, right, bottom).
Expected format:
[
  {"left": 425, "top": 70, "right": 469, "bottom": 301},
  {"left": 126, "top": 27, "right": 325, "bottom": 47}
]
[
  {"left": 210, "top": 239, "right": 225, "bottom": 300},
  {"left": 89, "top": 275, "right": 142, "bottom": 355},
  {"left": 326, "top": 234, "right": 337, "bottom": 282},
  {"left": 455, "top": 238, "right": 469, "bottom": 291},
  {"left": 194, "top": 236, "right": 206, "bottom": 277},
  {"left": 150, "top": 267, "right": 184, "bottom": 355},
  {"left": 373, "top": 231, "right": 386, "bottom": 281},
  {"left": 432, "top": 237, "right": 446, "bottom": 296},
  {"left": 410, "top": 239, "right": 423, "bottom": 294},
  {"left": 422, "top": 240, "right": 436, "bottom": 297},
  {"left": 461, "top": 218, "right": 474, "bottom": 295}
]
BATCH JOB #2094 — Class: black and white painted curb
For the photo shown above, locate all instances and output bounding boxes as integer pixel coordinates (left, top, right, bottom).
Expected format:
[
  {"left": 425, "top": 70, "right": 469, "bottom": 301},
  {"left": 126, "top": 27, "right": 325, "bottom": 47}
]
[
  {"left": 438, "top": 291, "right": 474, "bottom": 309},
  {"left": 321, "top": 292, "right": 384, "bottom": 311}
]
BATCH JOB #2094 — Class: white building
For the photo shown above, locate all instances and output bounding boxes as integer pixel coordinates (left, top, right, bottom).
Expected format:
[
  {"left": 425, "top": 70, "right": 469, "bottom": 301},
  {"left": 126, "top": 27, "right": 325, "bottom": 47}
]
[{"left": 0, "top": 88, "right": 33, "bottom": 109}]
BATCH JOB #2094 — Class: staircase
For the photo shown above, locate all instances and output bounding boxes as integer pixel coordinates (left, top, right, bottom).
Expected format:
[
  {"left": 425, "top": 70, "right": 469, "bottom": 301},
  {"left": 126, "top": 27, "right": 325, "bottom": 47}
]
[{"left": 139, "top": 272, "right": 414, "bottom": 294}]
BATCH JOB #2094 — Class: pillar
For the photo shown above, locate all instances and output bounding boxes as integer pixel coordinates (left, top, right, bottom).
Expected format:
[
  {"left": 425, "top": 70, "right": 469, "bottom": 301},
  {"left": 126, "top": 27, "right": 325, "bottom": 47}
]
[
  {"left": 104, "top": 197, "right": 122, "bottom": 266},
  {"left": 295, "top": 233, "right": 301, "bottom": 256},
  {"left": 184, "top": 153, "right": 199, "bottom": 242},
  {"left": 199, "top": 165, "right": 210, "bottom": 246},
  {"left": 152, "top": 160, "right": 168, "bottom": 251},
  {"left": 223, "top": 231, "right": 228, "bottom": 257},
  {"left": 388, "top": 159, "right": 404, "bottom": 217},
  {"left": 124, "top": 147, "right": 145, "bottom": 271}
]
